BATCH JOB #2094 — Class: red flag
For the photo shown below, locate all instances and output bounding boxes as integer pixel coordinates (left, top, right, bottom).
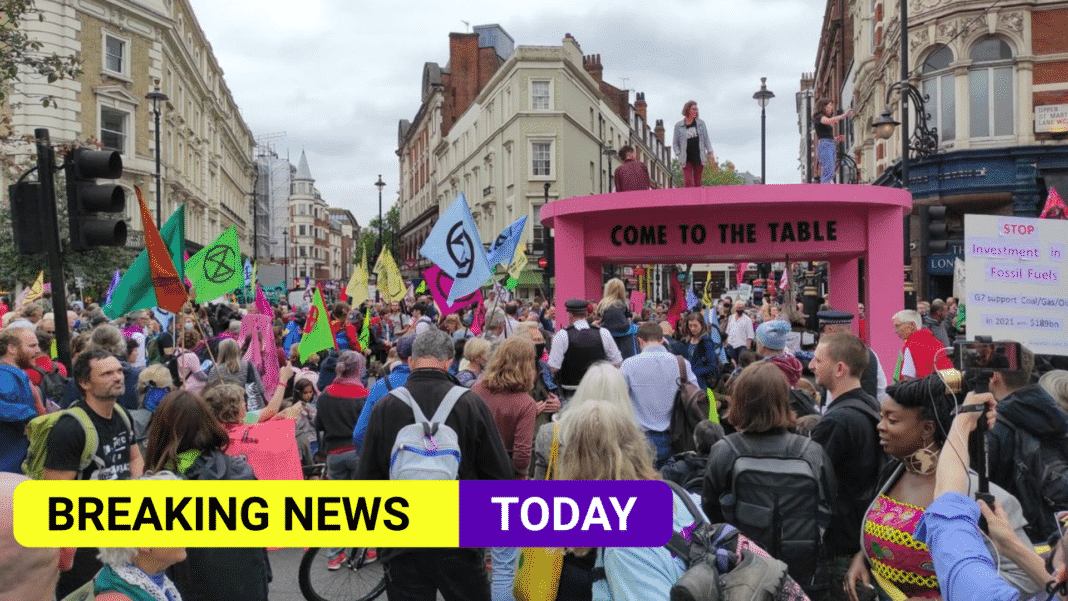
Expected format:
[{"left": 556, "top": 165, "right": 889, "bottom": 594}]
[
  {"left": 1040, "top": 187, "right": 1067, "bottom": 219},
  {"left": 135, "top": 187, "right": 186, "bottom": 313}
]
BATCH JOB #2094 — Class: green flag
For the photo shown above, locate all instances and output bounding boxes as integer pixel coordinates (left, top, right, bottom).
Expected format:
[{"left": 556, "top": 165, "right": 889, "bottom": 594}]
[
  {"left": 359, "top": 308, "right": 370, "bottom": 351},
  {"left": 297, "top": 287, "right": 335, "bottom": 361},
  {"left": 185, "top": 226, "right": 243, "bottom": 303},
  {"left": 103, "top": 206, "right": 186, "bottom": 318}
]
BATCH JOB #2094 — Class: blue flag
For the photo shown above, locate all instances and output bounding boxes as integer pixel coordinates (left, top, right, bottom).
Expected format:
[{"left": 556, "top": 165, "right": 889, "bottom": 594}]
[
  {"left": 486, "top": 216, "right": 527, "bottom": 269},
  {"left": 420, "top": 193, "right": 493, "bottom": 304},
  {"left": 105, "top": 269, "right": 121, "bottom": 306},
  {"left": 685, "top": 284, "right": 699, "bottom": 311}
]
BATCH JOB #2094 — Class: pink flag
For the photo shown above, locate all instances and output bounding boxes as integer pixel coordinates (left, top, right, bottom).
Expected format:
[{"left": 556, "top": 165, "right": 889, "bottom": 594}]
[
  {"left": 254, "top": 284, "right": 272, "bottom": 316},
  {"left": 1040, "top": 187, "right": 1067, "bottom": 219},
  {"left": 734, "top": 262, "right": 748, "bottom": 286},
  {"left": 423, "top": 265, "right": 483, "bottom": 316},
  {"left": 239, "top": 313, "right": 279, "bottom": 399},
  {"left": 779, "top": 269, "right": 789, "bottom": 291}
]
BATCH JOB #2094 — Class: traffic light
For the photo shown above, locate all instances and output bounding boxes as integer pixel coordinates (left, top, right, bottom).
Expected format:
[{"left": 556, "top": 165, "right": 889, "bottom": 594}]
[
  {"left": 541, "top": 233, "right": 555, "bottom": 277},
  {"left": 919, "top": 204, "right": 948, "bottom": 255},
  {"left": 64, "top": 148, "right": 127, "bottom": 251},
  {"left": 8, "top": 181, "right": 45, "bottom": 254}
]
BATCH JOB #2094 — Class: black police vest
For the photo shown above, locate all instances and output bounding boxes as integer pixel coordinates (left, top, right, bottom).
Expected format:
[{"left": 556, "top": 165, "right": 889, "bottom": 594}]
[{"left": 558, "top": 325, "right": 608, "bottom": 387}]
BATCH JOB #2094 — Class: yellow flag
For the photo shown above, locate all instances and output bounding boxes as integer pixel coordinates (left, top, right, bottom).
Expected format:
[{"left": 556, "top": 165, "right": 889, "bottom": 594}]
[
  {"left": 346, "top": 248, "right": 370, "bottom": 307},
  {"left": 25, "top": 271, "right": 45, "bottom": 303},
  {"left": 373, "top": 249, "right": 406, "bottom": 303},
  {"left": 507, "top": 250, "right": 527, "bottom": 280}
]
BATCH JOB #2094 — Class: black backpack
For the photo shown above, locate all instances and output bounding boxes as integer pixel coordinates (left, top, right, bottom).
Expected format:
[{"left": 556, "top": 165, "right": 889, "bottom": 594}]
[
  {"left": 717, "top": 433, "right": 831, "bottom": 592},
  {"left": 32, "top": 365, "right": 68, "bottom": 409},
  {"left": 594, "top": 481, "right": 803, "bottom": 601},
  {"left": 997, "top": 416, "right": 1068, "bottom": 542}
]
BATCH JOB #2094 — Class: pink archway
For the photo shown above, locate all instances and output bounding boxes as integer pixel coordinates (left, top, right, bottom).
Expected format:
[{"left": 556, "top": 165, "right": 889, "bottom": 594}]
[{"left": 539, "top": 184, "right": 912, "bottom": 371}]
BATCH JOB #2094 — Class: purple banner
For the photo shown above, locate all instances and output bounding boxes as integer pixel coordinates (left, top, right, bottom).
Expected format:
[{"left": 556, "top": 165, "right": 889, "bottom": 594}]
[{"left": 458, "top": 480, "right": 673, "bottom": 547}]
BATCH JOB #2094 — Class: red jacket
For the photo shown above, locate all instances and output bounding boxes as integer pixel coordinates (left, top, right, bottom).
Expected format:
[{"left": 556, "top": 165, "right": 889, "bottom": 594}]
[{"left": 899, "top": 327, "right": 953, "bottom": 380}]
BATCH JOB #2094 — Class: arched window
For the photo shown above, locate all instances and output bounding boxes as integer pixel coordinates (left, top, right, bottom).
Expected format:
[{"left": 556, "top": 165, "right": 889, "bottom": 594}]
[
  {"left": 921, "top": 46, "right": 955, "bottom": 141},
  {"left": 969, "top": 37, "right": 1014, "bottom": 138}
]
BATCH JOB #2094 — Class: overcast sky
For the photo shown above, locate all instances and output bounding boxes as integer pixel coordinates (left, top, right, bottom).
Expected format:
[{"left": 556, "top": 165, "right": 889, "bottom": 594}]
[{"left": 188, "top": 0, "right": 827, "bottom": 227}]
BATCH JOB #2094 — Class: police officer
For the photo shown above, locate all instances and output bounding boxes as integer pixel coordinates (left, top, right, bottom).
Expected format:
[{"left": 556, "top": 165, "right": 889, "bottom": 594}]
[{"left": 547, "top": 299, "right": 623, "bottom": 401}]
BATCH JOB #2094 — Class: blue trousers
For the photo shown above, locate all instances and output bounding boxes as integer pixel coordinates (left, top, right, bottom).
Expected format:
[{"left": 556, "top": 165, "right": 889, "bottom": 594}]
[
  {"left": 818, "top": 138, "right": 836, "bottom": 183},
  {"left": 646, "top": 430, "right": 672, "bottom": 469}
]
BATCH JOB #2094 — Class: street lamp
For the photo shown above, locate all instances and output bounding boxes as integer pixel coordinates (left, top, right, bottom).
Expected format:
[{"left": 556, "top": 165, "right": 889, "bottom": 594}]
[
  {"left": 602, "top": 147, "right": 616, "bottom": 192},
  {"left": 374, "top": 174, "right": 385, "bottom": 302},
  {"left": 753, "top": 77, "right": 775, "bottom": 185},
  {"left": 146, "top": 85, "right": 169, "bottom": 227}
]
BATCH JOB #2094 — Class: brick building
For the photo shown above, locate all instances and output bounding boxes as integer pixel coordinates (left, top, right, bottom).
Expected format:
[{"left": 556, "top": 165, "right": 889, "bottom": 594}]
[{"left": 812, "top": 0, "right": 1068, "bottom": 298}]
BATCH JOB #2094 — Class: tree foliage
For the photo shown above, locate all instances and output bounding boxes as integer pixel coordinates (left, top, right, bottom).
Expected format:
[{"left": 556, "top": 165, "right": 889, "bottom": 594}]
[
  {"left": 670, "top": 158, "right": 748, "bottom": 187},
  {"left": 0, "top": 201, "right": 136, "bottom": 300},
  {"left": 0, "top": 0, "right": 82, "bottom": 105},
  {"left": 356, "top": 204, "right": 400, "bottom": 264}
]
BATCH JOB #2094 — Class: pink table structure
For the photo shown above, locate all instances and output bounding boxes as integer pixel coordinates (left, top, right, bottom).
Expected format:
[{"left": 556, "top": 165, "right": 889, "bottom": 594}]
[{"left": 539, "top": 184, "right": 913, "bottom": 372}]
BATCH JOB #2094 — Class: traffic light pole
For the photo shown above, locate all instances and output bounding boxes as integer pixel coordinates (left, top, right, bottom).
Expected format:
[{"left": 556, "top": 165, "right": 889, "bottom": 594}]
[{"left": 34, "top": 129, "right": 73, "bottom": 371}]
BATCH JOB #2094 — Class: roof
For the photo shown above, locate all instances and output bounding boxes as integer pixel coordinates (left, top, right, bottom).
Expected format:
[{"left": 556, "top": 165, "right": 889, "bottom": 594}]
[{"left": 295, "top": 149, "right": 313, "bottom": 181}]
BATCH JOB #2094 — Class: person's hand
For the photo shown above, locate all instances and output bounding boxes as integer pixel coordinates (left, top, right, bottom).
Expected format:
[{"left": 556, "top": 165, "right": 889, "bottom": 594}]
[
  {"left": 844, "top": 551, "right": 874, "bottom": 601},
  {"left": 279, "top": 363, "right": 295, "bottom": 383},
  {"left": 845, "top": 108, "right": 854, "bottom": 117},
  {"left": 835, "top": 134, "right": 846, "bottom": 143},
  {"left": 979, "top": 498, "right": 1018, "bottom": 551},
  {"left": 542, "top": 394, "right": 562, "bottom": 414},
  {"left": 272, "top": 402, "right": 304, "bottom": 420},
  {"left": 955, "top": 391, "right": 997, "bottom": 434}
]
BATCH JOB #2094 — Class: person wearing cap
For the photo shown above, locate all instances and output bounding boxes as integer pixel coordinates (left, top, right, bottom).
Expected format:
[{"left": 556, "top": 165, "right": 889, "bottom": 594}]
[
  {"left": 547, "top": 299, "right": 623, "bottom": 401},
  {"left": 724, "top": 300, "right": 754, "bottom": 367},
  {"left": 818, "top": 309, "right": 887, "bottom": 402},
  {"left": 351, "top": 335, "right": 415, "bottom": 452},
  {"left": 755, "top": 320, "right": 817, "bottom": 417}
]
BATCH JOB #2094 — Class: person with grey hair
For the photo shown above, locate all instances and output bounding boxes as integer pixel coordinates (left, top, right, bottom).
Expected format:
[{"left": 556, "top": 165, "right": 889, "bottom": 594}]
[
  {"left": 356, "top": 327, "right": 511, "bottom": 601},
  {"left": 81, "top": 471, "right": 185, "bottom": 600},
  {"left": 83, "top": 324, "right": 141, "bottom": 410},
  {"left": 891, "top": 309, "right": 953, "bottom": 383}
]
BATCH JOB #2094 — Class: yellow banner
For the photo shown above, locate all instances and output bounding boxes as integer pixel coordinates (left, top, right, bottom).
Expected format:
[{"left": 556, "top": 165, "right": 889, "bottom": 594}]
[
  {"left": 14, "top": 480, "right": 459, "bottom": 548},
  {"left": 373, "top": 250, "right": 406, "bottom": 303},
  {"left": 507, "top": 250, "right": 528, "bottom": 279}
]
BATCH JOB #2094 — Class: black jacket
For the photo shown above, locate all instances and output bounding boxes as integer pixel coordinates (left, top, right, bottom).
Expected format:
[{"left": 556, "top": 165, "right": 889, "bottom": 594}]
[
  {"left": 356, "top": 368, "right": 513, "bottom": 563},
  {"left": 315, "top": 387, "right": 367, "bottom": 453},
  {"left": 169, "top": 449, "right": 269, "bottom": 601},
  {"left": 357, "top": 368, "right": 512, "bottom": 482},
  {"left": 810, "top": 388, "right": 882, "bottom": 556},
  {"left": 986, "top": 384, "right": 1068, "bottom": 540}
]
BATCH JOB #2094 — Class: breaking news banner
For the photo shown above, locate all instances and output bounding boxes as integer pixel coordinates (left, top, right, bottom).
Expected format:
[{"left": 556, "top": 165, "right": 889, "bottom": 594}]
[{"left": 13, "top": 480, "right": 672, "bottom": 548}]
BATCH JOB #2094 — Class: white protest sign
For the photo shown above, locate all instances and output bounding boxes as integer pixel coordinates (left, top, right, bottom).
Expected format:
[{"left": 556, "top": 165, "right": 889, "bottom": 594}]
[{"left": 965, "top": 214, "right": 1068, "bottom": 356}]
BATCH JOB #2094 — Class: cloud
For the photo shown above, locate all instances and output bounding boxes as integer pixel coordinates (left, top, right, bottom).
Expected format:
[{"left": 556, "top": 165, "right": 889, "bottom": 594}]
[{"left": 190, "top": 0, "right": 827, "bottom": 225}]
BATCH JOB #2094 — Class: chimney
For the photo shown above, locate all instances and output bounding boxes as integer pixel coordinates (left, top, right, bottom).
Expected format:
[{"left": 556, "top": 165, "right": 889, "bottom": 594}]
[
  {"left": 634, "top": 92, "right": 647, "bottom": 123},
  {"left": 582, "top": 54, "right": 603, "bottom": 83},
  {"left": 654, "top": 119, "right": 665, "bottom": 143}
]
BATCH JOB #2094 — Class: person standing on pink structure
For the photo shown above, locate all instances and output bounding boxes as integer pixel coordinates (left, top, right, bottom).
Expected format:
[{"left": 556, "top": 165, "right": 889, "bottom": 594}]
[{"left": 673, "top": 100, "right": 716, "bottom": 187}]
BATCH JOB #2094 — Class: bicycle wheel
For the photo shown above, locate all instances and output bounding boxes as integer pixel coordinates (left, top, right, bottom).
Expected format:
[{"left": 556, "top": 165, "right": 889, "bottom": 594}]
[{"left": 298, "top": 547, "right": 387, "bottom": 601}]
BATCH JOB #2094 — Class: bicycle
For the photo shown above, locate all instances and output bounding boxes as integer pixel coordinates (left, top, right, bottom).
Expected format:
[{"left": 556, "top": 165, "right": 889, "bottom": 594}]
[{"left": 298, "top": 546, "right": 386, "bottom": 601}]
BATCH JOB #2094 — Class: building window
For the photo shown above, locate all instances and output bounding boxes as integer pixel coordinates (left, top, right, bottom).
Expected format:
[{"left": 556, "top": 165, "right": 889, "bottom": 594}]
[
  {"left": 531, "top": 80, "right": 552, "bottom": 111},
  {"left": 100, "top": 107, "right": 128, "bottom": 154},
  {"left": 969, "top": 37, "right": 1014, "bottom": 139},
  {"left": 103, "top": 34, "right": 128, "bottom": 76},
  {"left": 530, "top": 139, "right": 554, "bottom": 179},
  {"left": 299, "top": 225, "right": 306, "bottom": 236},
  {"left": 921, "top": 45, "right": 955, "bottom": 142}
]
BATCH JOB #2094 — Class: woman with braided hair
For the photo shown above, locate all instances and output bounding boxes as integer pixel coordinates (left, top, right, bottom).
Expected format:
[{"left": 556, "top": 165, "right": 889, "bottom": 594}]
[{"left": 844, "top": 374, "right": 1040, "bottom": 601}]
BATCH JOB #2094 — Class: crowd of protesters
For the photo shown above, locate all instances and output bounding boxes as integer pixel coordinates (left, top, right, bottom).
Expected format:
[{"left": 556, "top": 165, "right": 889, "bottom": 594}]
[{"left": 3, "top": 277, "right": 1068, "bottom": 601}]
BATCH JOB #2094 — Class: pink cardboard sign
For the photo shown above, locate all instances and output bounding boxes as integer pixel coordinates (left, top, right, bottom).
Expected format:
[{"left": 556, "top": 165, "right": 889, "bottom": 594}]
[
  {"left": 630, "top": 290, "right": 646, "bottom": 314},
  {"left": 226, "top": 419, "right": 303, "bottom": 480}
]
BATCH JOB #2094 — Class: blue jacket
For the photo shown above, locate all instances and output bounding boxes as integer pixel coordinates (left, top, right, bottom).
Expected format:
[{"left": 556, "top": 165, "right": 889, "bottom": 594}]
[
  {"left": 683, "top": 335, "right": 720, "bottom": 389},
  {"left": 352, "top": 364, "right": 412, "bottom": 452},
  {"left": 0, "top": 364, "right": 37, "bottom": 473}
]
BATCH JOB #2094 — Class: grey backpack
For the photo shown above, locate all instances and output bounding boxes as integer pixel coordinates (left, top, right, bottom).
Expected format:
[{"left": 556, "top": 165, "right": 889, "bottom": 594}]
[{"left": 387, "top": 385, "right": 465, "bottom": 480}]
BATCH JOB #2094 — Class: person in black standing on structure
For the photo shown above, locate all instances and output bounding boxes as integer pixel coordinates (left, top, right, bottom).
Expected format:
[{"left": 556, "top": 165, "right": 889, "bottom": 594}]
[
  {"left": 546, "top": 299, "right": 623, "bottom": 403},
  {"left": 672, "top": 101, "right": 716, "bottom": 187},
  {"left": 814, "top": 99, "right": 852, "bottom": 183}
]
